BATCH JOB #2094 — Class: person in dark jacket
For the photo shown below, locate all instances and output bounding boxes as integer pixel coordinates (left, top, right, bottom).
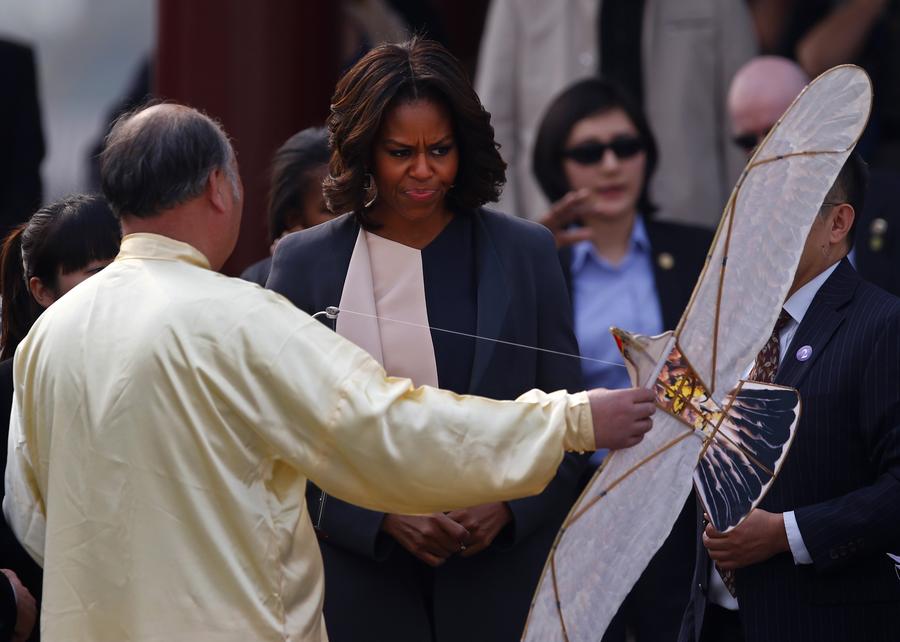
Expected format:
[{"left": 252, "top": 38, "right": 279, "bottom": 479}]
[
  {"left": 0, "top": 39, "right": 44, "bottom": 237},
  {"left": 267, "top": 37, "right": 588, "bottom": 642},
  {"left": 532, "top": 77, "right": 714, "bottom": 642},
  {"left": 239, "top": 127, "right": 333, "bottom": 286}
]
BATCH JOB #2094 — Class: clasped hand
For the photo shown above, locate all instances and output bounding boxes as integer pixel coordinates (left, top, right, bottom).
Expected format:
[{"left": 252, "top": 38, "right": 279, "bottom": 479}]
[
  {"left": 703, "top": 509, "right": 790, "bottom": 571},
  {"left": 381, "top": 502, "right": 512, "bottom": 567}
]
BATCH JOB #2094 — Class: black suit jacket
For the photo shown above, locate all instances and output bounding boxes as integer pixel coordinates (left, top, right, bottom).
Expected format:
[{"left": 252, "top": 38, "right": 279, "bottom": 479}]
[
  {"left": 854, "top": 168, "right": 900, "bottom": 297},
  {"left": 0, "top": 40, "right": 43, "bottom": 235},
  {"left": 267, "top": 210, "right": 587, "bottom": 642},
  {"left": 681, "top": 260, "right": 900, "bottom": 642},
  {"left": 559, "top": 218, "right": 713, "bottom": 641},
  {"left": 0, "top": 359, "right": 41, "bottom": 641}
]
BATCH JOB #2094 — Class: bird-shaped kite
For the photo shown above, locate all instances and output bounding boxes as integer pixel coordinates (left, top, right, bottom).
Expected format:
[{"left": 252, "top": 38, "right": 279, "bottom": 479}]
[{"left": 522, "top": 65, "right": 873, "bottom": 641}]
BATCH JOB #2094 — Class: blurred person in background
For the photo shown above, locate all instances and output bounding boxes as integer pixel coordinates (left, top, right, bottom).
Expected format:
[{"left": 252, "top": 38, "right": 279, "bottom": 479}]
[
  {"left": 532, "top": 77, "right": 712, "bottom": 642},
  {"left": 475, "top": 0, "right": 756, "bottom": 228},
  {"left": 240, "top": 127, "right": 334, "bottom": 286},
  {"left": 86, "top": 57, "right": 154, "bottom": 191},
  {"left": 782, "top": 0, "right": 900, "bottom": 168},
  {"left": 0, "top": 194, "right": 122, "bottom": 642},
  {"left": 0, "top": 39, "right": 44, "bottom": 236},
  {"left": 728, "top": 56, "right": 898, "bottom": 295},
  {"left": 745, "top": 0, "right": 800, "bottom": 53},
  {"left": 338, "top": 0, "right": 449, "bottom": 71},
  {"left": 727, "top": 56, "right": 809, "bottom": 158},
  {"left": 268, "top": 37, "right": 588, "bottom": 642}
]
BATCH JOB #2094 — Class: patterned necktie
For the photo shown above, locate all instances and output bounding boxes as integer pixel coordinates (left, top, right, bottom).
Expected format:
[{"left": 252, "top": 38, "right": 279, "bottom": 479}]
[
  {"left": 749, "top": 309, "right": 793, "bottom": 384},
  {"left": 717, "top": 309, "right": 792, "bottom": 596}
]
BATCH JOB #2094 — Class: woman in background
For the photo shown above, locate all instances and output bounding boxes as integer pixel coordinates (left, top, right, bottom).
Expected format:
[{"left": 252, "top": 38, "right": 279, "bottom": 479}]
[
  {"left": 0, "top": 194, "right": 121, "bottom": 642},
  {"left": 533, "top": 77, "right": 713, "bottom": 642},
  {"left": 240, "top": 127, "right": 334, "bottom": 286},
  {"left": 268, "top": 37, "right": 586, "bottom": 642}
]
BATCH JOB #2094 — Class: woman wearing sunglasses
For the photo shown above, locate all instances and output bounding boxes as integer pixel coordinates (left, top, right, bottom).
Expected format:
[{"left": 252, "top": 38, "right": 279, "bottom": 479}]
[{"left": 533, "top": 77, "right": 713, "bottom": 642}]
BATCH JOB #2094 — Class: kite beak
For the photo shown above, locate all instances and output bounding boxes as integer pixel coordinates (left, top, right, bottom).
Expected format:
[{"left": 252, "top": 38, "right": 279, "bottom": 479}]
[
  {"left": 610, "top": 326, "right": 641, "bottom": 378},
  {"left": 609, "top": 326, "right": 675, "bottom": 389},
  {"left": 610, "top": 327, "right": 629, "bottom": 357}
]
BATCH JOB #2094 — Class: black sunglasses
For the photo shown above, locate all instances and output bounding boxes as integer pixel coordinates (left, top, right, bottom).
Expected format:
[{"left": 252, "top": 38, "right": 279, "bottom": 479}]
[
  {"left": 732, "top": 128, "right": 770, "bottom": 152},
  {"left": 562, "top": 136, "right": 645, "bottom": 165}
]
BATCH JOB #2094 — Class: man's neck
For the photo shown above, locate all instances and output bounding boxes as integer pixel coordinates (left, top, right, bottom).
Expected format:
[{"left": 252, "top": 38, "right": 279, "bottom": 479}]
[
  {"left": 121, "top": 206, "right": 218, "bottom": 269},
  {"left": 787, "top": 248, "right": 847, "bottom": 300}
]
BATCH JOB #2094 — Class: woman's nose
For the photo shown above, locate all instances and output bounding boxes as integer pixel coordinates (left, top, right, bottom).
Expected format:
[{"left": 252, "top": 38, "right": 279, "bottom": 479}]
[
  {"left": 599, "top": 148, "right": 620, "bottom": 171},
  {"left": 409, "top": 152, "right": 434, "bottom": 179}
]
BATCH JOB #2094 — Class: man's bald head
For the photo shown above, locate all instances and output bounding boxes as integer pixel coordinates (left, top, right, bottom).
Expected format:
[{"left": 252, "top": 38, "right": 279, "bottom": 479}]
[
  {"left": 100, "top": 103, "right": 239, "bottom": 218},
  {"left": 728, "top": 57, "right": 809, "bottom": 154}
]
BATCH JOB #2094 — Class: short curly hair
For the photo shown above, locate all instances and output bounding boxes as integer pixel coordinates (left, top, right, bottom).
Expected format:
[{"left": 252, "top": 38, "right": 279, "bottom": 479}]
[{"left": 325, "top": 36, "right": 506, "bottom": 228}]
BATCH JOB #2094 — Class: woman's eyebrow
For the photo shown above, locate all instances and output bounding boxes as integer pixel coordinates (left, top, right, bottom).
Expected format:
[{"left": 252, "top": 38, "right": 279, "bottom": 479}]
[{"left": 382, "top": 135, "right": 454, "bottom": 146}]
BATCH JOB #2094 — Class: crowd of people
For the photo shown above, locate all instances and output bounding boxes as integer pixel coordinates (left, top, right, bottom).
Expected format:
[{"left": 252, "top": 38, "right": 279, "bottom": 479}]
[{"left": 0, "top": 2, "right": 898, "bottom": 641}]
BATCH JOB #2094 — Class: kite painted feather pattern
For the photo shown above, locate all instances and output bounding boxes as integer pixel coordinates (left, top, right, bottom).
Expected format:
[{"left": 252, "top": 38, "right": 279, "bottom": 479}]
[{"left": 522, "top": 65, "right": 873, "bottom": 642}]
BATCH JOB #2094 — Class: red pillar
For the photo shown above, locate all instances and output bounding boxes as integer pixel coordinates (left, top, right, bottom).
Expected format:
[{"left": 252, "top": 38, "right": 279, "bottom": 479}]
[{"left": 156, "top": 1, "right": 340, "bottom": 275}]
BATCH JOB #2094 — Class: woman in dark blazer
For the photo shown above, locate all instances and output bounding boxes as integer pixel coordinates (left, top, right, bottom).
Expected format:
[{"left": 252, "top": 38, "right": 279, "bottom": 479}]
[
  {"left": 267, "top": 38, "right": 586, "bottom": 642},
  {"left": 532, "top": 78, "right": 714, "bottom": 642}
]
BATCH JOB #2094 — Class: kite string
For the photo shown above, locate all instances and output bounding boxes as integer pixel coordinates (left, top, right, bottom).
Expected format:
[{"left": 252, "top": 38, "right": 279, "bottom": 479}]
[
  {"left": 323, "top": 307, "right": 777, "bottom": 470},
  {"left": 314, "top": 306, "right": 628, "bottom": 369}
]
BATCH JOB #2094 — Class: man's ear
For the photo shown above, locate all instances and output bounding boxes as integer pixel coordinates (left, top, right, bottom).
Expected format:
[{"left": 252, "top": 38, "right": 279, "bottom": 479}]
[
  {"left": 206, "top": 168, "right": 228, "bottom": 213},
  {"left": 830, "top": 203, "right": 855, "bottom": 247},
  {"left": 29, "top": 276, "right": 56, "bottom": 309}
]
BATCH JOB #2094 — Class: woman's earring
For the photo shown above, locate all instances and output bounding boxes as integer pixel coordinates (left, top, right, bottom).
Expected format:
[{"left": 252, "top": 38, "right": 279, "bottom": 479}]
[{"left": 363, "top": 173, "right": 378, "bottom": 209}]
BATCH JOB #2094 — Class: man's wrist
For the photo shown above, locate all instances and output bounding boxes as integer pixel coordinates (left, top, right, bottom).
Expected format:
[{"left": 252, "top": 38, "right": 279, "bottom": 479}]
[
  {"left": 771, "top": 511, "right": 790, "bottom": 555},
  {"left": 782, "top": 510, "right": 814, "bottom": 564}
]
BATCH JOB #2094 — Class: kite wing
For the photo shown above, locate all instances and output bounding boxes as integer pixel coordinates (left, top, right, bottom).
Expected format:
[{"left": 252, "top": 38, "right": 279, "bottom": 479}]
[
  {"left": 677, "top": 65, "right": 872, "bottom": 405},
  {"left": 522, "top": 65, "right": 872, "bottom": 642}
]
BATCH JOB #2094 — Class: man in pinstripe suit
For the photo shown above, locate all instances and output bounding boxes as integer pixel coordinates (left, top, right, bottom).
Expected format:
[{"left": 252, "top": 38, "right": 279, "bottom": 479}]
[{"left": 680, "top": 152, "right": 900, "bottom": 642}]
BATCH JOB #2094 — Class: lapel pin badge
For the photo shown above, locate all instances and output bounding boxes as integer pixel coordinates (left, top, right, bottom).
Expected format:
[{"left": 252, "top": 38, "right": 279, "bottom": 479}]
[
  {"left": 657, "top": 252, "right": 674, "bottom": 270},
  {"left": 796, "top": 345, "right": 813, "bottom": 362},
  {"left": 869, "top": 217, "right": 887, "bottom": 253}
]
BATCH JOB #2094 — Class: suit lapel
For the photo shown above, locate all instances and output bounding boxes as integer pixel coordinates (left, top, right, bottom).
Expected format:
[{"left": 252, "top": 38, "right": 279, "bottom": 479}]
[
  {"left": 468, "top": 215, "right": 512, "bottom": 394},
  {"left": 315, "top": 214, "right": 360, "bottom": 321},
  {"left": 776, "top": 260, "right": 859, "bottom": 388},
  {"left": 558, "top": 245, "right": 574, "bottom": 302},
  {"left": 645, "top": 222, "right": 686, "bottom": 329}
]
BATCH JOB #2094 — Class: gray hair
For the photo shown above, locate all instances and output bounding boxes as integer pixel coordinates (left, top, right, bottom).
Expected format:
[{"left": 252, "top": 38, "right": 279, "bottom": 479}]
[{"left": 99, "top": 103, "right": 240, "bottom": 218}]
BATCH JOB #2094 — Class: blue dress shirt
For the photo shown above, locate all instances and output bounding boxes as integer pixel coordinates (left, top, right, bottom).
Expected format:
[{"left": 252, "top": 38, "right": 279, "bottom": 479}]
[{"left": 570, "top": 217, "right": 664, "bottom": 464}]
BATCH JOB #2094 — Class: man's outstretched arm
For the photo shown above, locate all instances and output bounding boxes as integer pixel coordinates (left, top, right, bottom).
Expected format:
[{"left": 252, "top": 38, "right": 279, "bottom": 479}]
[{"left": 236, "top": 295, "right": 655, "bottom": 518}]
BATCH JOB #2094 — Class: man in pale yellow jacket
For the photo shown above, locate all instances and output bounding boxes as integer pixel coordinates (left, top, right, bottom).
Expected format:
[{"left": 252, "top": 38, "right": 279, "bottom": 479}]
[{"left": 3, "top": 104, "right": 655, "bottom": 641}]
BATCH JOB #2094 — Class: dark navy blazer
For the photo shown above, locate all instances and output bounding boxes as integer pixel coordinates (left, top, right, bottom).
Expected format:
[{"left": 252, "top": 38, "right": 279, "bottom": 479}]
[{"left": 267, "top": 209, "right": 587, "bottom": 642}]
